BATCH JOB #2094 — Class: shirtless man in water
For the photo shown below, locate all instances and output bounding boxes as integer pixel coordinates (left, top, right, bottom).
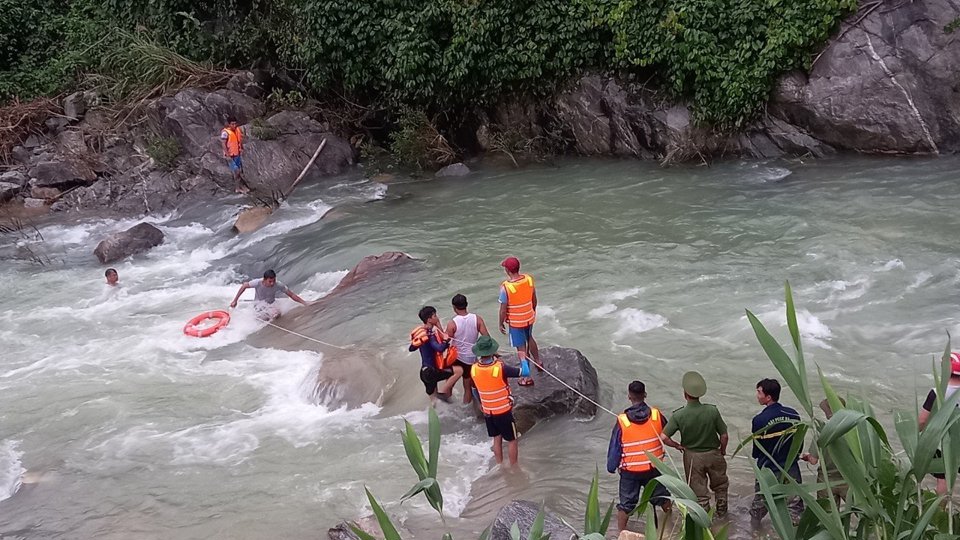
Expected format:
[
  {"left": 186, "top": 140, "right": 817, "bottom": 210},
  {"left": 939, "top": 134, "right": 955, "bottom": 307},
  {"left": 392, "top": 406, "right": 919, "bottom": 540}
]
[{"left": 230, "top": 269, "right": 310, "bottom": 320}]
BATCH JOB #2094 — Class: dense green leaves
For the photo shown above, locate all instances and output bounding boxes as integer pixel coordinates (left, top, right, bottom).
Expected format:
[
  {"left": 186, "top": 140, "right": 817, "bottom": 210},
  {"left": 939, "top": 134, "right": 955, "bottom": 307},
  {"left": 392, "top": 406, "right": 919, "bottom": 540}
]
[{"left": 2, "top": 0, "right": 854, "bottom": 127}]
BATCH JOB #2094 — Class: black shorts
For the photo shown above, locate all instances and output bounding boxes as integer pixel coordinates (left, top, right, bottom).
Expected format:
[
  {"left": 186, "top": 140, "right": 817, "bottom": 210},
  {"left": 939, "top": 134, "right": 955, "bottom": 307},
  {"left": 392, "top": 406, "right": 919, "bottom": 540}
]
[
  {"left": 618, "top": 469, "right": 669, "bottom": 513},
  {"left": 454, "top": 360, "right": 472, "bottom": 379},
  {"left": 420, "top": 365, "right": 453, "bottom": 395},
  {"left": 932, "top": 449, "right": 960, "bottom": 479},
  {"left": 484, "top": 411, "right": 517, "bottom": 441}
]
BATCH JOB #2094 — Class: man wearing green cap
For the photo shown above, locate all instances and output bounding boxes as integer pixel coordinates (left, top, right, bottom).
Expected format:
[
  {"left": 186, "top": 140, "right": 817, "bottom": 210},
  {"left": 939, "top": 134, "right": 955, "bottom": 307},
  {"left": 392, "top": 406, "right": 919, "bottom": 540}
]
[
  {"left": 661, "top": 371, "right": 729, "bottom": 518},
  {"left": 470, "top": 335, "right": 530, "bottom": 466}
]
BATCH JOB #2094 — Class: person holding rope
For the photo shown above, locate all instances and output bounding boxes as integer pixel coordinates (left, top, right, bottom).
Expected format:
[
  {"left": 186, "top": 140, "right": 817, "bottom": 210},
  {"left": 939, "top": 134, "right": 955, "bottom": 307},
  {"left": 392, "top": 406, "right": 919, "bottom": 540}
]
[
  {"left": 410, "top": 306, "right": 463, "bottom": 405},
  {"left": 660, "top": 371, "right": 729, "bottom": 518},
  {"left": 445, "top": 294, "right": 489, "bottom": 405},
  {"left": 607, "top": 380, "right": 672, "bottom": 534},
  {"left": 498, "top": 256, "right": 540, "bottom": 387},
  {"left": 470, "top": 335, "right": 527, "bottom": 466},
  {"left": 229, "top": 269, "right": 310, "bottom": 320},
  {"left": 750, "top": 378, "right": 804, "bottom": 526}
]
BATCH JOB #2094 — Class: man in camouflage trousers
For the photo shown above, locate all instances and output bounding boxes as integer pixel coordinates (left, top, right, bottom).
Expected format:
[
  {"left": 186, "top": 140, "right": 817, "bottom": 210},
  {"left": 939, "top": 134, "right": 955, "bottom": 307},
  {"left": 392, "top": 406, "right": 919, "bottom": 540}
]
[{"left": 660, "top": 371, "right": 729, "bottom": 518}]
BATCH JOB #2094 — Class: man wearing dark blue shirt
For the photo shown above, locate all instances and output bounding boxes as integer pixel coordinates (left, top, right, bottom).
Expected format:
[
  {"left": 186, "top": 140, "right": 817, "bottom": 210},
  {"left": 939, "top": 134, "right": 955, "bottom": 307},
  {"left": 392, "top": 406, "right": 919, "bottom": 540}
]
[
  {"left": 409, "top": 306, "right": 463, "bottom": 404},
  {"left": 750, "top": 378, "right": 804, "bottom": 525}
]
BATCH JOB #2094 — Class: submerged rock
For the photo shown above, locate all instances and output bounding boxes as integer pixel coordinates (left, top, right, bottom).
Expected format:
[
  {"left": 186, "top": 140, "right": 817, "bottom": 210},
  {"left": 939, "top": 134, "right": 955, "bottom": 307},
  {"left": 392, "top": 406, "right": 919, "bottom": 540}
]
[
  {"left": 500, "top": 347, "right": 599, "bottom": 433},
  {"left": 93, "top": 222, "right": 164, "bottom": 264},
  {"left": 435, "top": 162, "right": 470, "bottom": 177},
  {"left": 490, "top": 500, "right": 577, "bottom": 540}
]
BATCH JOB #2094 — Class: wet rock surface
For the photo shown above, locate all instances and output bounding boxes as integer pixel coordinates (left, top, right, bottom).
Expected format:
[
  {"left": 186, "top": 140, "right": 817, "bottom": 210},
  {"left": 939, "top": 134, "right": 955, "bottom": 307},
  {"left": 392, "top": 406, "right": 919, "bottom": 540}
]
[{"left": 93, "top": 222, "right": 165, "bottom": 264}]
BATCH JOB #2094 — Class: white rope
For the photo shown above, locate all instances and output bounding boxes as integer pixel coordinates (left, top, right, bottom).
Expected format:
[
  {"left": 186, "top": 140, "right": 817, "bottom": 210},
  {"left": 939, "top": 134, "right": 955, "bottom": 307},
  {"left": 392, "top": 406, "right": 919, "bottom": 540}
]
[
  {"left": 263, "top": 320, "right": 349, "bottom": 350},
  {"left": 526, "top": 357, "right": 619, "bottom": 417}
]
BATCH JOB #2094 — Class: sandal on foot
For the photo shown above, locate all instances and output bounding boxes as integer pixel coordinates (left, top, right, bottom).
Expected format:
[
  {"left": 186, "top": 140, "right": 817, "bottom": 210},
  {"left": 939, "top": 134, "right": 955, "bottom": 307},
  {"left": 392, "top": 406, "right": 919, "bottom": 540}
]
[{"left": 518, "top": 377, "right": 534, "bottom": 387}]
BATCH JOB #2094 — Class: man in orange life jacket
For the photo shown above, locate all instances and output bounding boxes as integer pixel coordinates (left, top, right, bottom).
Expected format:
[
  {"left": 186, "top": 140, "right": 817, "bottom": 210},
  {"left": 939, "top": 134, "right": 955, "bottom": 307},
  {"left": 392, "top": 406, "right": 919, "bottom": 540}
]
[
  {"left": 409, "top": 306, "right": 463, "bottom": 405},
  {"left": 220, "top": 116, "right": 249, "bottom": 194},
  {"left": 498, "top": 256, "right": 540, "bottom": 387},
  {"left": 606, "top": 381, "right": 672, "bottom": 533},
  {"left": 471, "top": 335, "right": 529, "bottom": 466}
]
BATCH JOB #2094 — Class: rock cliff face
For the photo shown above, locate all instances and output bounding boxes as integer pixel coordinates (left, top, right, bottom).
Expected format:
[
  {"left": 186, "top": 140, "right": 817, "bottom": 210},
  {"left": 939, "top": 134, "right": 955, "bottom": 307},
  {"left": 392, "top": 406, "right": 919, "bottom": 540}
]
[
  {"left": 487, "top": 1, "right": 959, "bottom": 160},
  {"left": 772, "top": 0, "right": 960, "bottom": 154}
]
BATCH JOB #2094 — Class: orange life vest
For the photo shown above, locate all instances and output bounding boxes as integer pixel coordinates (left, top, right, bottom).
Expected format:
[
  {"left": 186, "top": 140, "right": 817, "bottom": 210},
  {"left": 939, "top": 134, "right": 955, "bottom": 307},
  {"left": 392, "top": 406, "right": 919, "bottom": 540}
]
[
  {"left": 223, "top": 126, "right": 243, "bottom": 157},
  {"left": 502, "top": 274, "right": 536, "bottom": 328},
  {"left": 471, "top": 360, "right": 513, "bottom": 415},
  {"left": 618, "top": 408, "right": 665, "bottom": 472},
  {"left": 410, "top": 326, "right": 459, "bottom": 370}
]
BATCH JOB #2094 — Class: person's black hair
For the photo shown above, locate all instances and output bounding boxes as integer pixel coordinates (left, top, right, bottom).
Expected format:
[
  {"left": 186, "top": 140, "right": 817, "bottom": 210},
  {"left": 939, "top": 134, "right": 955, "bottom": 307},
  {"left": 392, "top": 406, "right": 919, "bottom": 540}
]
[
  {"left": 757, "top": 378, "right": 781, "bottom": 401},
  {"left": 451, "top": 294, "right": 468, "bottom": 310},
  {"left": 628, "top": 380, "right": 646, "bottom": 399},
  {"left": 227, "top": 115, "right": 238, "bottom": 123},
  {"left": 419, "top": 306, "right": 437, "bottom": 323},
  {"left": 105, "top": 268, "right": 117, "bottom": 277},
  {"left": 263, "top": 269, "right": 277, "bottom": 279}
]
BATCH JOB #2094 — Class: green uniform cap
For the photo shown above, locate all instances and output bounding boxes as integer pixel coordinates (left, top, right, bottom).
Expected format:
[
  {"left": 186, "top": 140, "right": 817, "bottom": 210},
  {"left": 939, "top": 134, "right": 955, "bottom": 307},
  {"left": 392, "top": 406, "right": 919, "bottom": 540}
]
[
  {"left": 682, "top": 371, "right": 707, "bottom": 398},
  {"left": 472, "top": 335, "right": 499, "bottom": 357}
]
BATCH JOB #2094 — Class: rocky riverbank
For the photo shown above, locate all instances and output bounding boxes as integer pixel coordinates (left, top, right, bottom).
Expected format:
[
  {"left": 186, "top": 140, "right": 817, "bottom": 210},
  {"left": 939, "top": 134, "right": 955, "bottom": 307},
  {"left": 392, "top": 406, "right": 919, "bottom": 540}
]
[{"left": 0, "top": 0, "right": 956, "bottom": 221}]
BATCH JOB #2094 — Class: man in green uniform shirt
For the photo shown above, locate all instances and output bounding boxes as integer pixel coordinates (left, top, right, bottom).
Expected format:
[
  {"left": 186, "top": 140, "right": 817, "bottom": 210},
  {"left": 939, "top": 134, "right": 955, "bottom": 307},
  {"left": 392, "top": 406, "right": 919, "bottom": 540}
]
[{"left": 660, "top": 371, "right": 729, "bottom": 518}]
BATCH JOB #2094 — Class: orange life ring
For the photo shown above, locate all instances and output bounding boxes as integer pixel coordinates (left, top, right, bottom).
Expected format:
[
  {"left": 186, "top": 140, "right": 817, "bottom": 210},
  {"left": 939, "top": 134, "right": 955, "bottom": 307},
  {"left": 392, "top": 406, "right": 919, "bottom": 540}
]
[{"left": 183, "top": 310, "right": 231, "bottom": 337}]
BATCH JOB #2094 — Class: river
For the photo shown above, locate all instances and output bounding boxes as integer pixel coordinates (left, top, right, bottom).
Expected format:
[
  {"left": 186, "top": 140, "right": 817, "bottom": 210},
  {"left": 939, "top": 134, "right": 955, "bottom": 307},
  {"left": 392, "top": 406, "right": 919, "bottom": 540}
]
[{"left": 1, "top": 156, "right": 958, "bottom": 539}]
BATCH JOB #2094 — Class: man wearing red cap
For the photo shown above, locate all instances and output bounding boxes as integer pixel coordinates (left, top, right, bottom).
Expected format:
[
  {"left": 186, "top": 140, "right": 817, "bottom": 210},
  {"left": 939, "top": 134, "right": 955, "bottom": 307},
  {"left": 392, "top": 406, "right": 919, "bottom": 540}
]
[
  {"left": 498, "top": 256, "right": 540, "bottom": 386},
  {"left": 918, "top": 351, "right": 960, "bottom": 495}
]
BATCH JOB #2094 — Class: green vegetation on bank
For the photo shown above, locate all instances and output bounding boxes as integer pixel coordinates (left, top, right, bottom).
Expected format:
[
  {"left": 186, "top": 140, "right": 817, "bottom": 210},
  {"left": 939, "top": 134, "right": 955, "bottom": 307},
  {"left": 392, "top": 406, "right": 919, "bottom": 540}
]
[{"left": 2, "top": 0, "right": 855, "bottom": 127}]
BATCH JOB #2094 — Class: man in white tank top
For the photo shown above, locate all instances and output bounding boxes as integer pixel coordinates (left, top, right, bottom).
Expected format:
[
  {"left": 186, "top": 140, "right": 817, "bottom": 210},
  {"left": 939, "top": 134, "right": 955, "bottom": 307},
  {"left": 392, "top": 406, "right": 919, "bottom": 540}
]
[{"left": 445, "top": 294, "right": 490, "bottom": 404}]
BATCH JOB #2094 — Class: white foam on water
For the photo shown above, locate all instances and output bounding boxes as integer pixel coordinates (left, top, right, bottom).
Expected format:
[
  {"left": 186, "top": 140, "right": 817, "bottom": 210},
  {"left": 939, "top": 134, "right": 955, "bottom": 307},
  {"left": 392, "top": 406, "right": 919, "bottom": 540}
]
[
  {"left": 588, "top": 303, "right": 617, "bottom": 319},
  {"left": 756, "top": 167, "right": 792, "bottom": 182},
  {"left": 535, "top": 305, "right": 569, "bottom": 336},
  {"left": 613, "top": 308, "right": 668, "bottom": 338},
  {"left": 908, "top": 271, "right": 933, "bottom": 291},
  {"left": 0, "top": 440, "right": 25, "bottom": 502},
  {"left": 607, "top": 287, "right": 643, "bottom": 301},
  {"left": 302, "top": 270, "right": 350, "bottom": 299},
  {"left": 752, "top": 305, "right": 834, "bottom": 350},
  {"left": 877, "top": 259, "right": 905, "bottom": 272},
  {"left": 822, "top": 278, "right": 871, "bottom": 302}
]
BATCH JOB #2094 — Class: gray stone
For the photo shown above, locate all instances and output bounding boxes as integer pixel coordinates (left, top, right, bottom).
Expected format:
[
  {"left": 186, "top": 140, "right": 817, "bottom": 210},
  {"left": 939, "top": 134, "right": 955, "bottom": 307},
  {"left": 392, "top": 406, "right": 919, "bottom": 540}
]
[
  {"left": 28, "top": 160, "right": 97, "bottom": 188},
  {"left": 11, "top": 146, "right": 32, "bottom": 165},
  {"left": 0, "top": 171, "right": 28, "bottom": 187},
  {"left": 0, "top": 182, "right": 22, "bottom": 202},
  {"left": 30, "top": 186, "right": 60, "bottom": 199},
  {"left": 22, "top": 135, "right": 44, "bottom": 149},
  {"left": 23, "top": 198, "right": 47, "bottom": 209},
  {"left": 44, "top": 116, "right": 69, "bottom": 134},
  {"left": 63, "top": 92, "right": 87, "bottom": 120},
  {"left": 491, "top": 500, "right": 577, "bottom": 540},
  {"left": 771, "top": 0, "right": 960, "bottom": 153},
  {"left": 226, "top": 71, "right": 265, "bottom": 99},
  {"left": 93, "top": 222, "right": 164, "bottom": 264},
  {"left": 500, "top": 347, "right": 599, "bottom": 433},
  {"left": 153, "top": 88, "right": 265, "bottom": 157},
  {"left": 435, "top": 162, "right": 470, "bottom": 177},
  {"left": 57, "top": 129, "right": 87, "bottom": 155}
]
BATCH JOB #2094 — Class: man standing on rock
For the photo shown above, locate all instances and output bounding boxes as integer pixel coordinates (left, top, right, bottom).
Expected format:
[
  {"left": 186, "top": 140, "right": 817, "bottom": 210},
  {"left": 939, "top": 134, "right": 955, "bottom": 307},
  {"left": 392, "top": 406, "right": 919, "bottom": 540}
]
[
  {"left": 498, "top": 256, "right": 540, "bottom": 387},
  {"left": 751, "top": 378, "right": 804, "bottom": 526},
  {"left": 660, "top": 371, "right": 729, "bottom": 518},
  {"left": 471, "top": 335, "right": 527, "bottom": 466},
  {"left": 220, "top": 116, "right": 249, "bottom": 193},
  {"left": 229, "top": 269, "right": 310, "bottom": 320},
  {"left": 445, "top": 294, "right": 490, "bottom": 404},
  {"left": 607, "top": 381, "right": 672, "bottom": 533}
]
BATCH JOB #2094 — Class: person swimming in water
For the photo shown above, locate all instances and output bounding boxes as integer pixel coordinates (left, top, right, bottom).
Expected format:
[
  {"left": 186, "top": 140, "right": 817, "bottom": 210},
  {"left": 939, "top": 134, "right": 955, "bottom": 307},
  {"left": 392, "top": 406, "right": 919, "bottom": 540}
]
[
  {"left": 229, "top": 269, "right": 310, "bottom": 320},
  {"left": 105, "top": 268, "right": 119, "bottom": 286}
]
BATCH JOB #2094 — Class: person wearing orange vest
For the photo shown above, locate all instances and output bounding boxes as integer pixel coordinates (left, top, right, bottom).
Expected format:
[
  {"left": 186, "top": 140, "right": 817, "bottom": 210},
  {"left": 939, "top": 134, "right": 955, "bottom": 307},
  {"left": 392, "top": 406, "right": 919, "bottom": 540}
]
[
  {"left": 471, "top": 335, "right": 529, "bottom": 466},
  {"left": 220, "top": 116, "right": 249, "bottom": 194},
  {"left": 409, "top": 306, "right": 463, "bottom": 405},
  {"left": 498, "top": 256, "right": 540, "bottom": 387},
  {"left": 606, "top": 381, "right": 672, "bottom": 533}
]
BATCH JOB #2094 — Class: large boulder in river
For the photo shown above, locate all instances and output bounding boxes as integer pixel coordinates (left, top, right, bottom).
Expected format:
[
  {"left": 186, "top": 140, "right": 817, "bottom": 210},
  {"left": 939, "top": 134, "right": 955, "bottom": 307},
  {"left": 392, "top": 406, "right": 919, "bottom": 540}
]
[
  {"left": 93, "top": 222, "right": 164, "bottom": 264},
  {"left": 490, "top": 500, "right": 577, "bottom": 540},
  {"left": 771, "top": 0, "right": 960, "bottom": 154},
  {"left": 500, "top": 347, "right": 599, "bottom": 433}
]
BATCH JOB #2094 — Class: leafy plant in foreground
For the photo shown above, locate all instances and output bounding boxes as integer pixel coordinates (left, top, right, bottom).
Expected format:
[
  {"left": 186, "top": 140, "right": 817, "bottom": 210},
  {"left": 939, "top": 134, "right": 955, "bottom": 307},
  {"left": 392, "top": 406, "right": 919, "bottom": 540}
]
[{"left": 740, "top": 282, "right": 960, "bottom": 539}]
